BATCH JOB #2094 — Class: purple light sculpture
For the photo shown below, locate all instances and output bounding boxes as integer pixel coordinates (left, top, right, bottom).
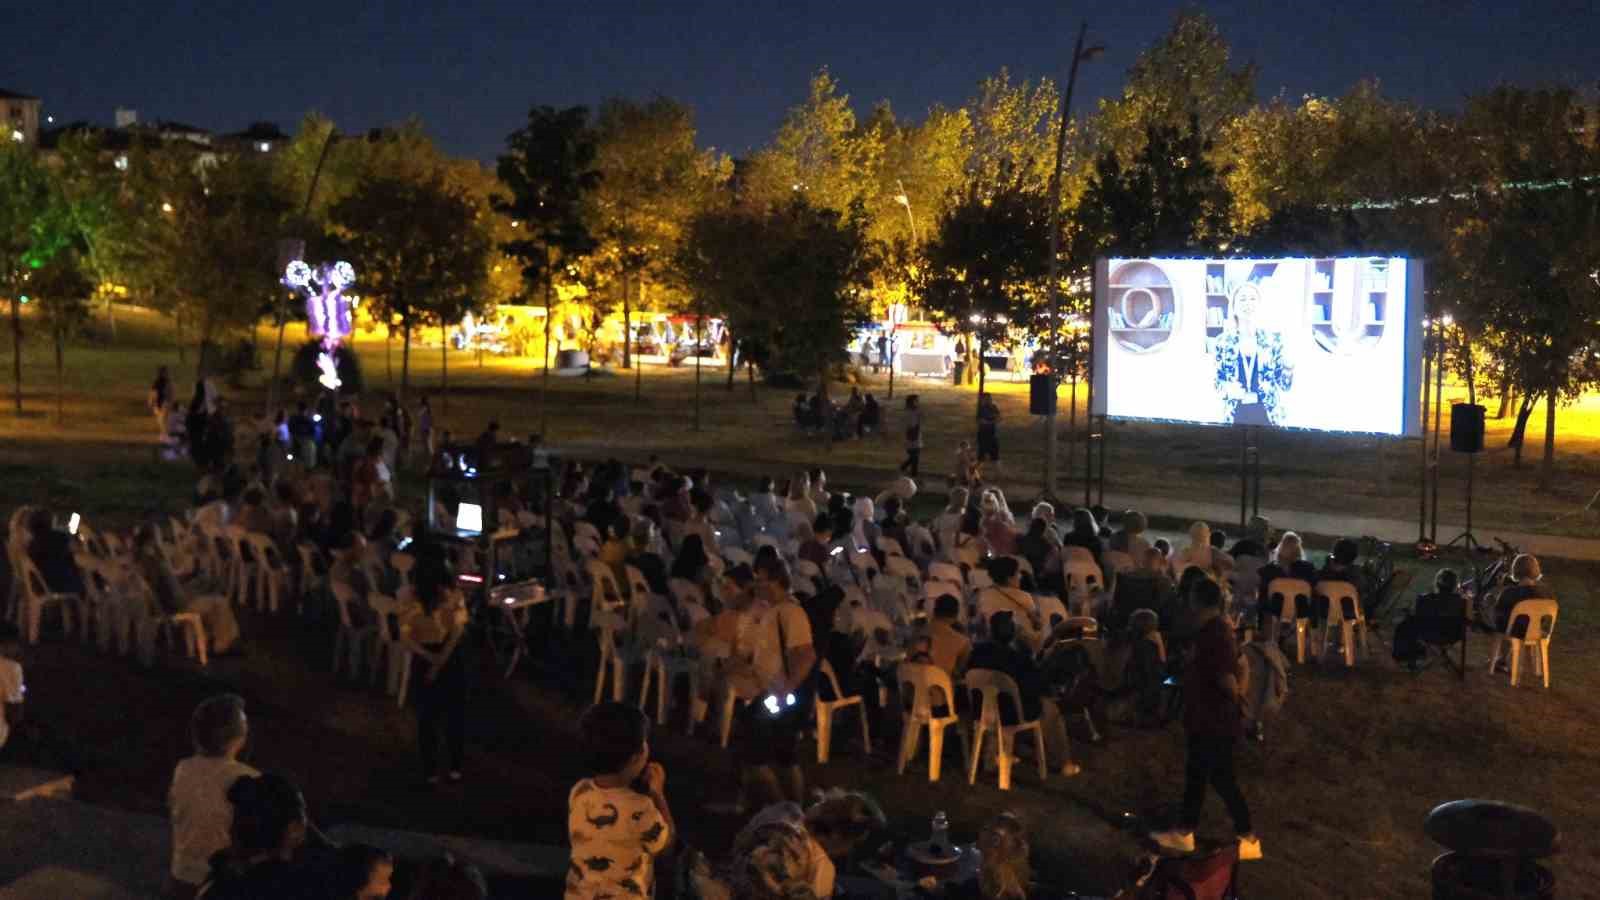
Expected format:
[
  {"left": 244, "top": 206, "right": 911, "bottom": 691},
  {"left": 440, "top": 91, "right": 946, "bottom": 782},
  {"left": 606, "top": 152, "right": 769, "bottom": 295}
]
[{"left": 284, "top": 260, "right": 356, "bottom": 391}]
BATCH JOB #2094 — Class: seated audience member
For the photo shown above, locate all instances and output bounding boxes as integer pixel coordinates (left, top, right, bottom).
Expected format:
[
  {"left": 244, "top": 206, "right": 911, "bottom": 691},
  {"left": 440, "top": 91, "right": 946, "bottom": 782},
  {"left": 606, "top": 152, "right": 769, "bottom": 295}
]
[
  {"left": 916, "top": 594, "right": 972, "bottom": 676},
  {"left": 566, "top": 703, "right": 674, "bottom": 900},
  {"left": 878, "top": 497, "right": 910, "bottom": 557},
  {"left": 1121, "top": 608, "right": 1169, "bottom": 726},
  {"left": 25, "top": 509, "right": 85, "bottom": 596},
  {"left": 236, "top": 488, "right": 273, "bottom": 536},
  {"left": 809, "top": 468, "right": 831, "bottom": 510},
  {"left": 599, "top": 518, "right": 631, "bottom": 581},
  {"left": 798, "top": 515, "right": 834, "bottom": 570},
  {"left": 1257, "top": 531, "right": 1319, "bottom": 632},
  {"left": 1029, "top": 501, "right": 1062, "bottom": 540},
  {"left": 861, "top": 392, "right": 881, "bottom": 435},
  {"left": 1393, "top": 568, "right": 1468, "bottom": 668},
  {"left": 660, "top": 477, "right": 693, "bottom": 523},
  {"left": 1173, "top": 521, "right": 1231, "bottom": 580},
  {"left": 1318, "top": 537, "right": 1361, "bottom": 584},
  {"left": 1109, "top": 509, "right": 1153, "bottom": 561},
  {"left": 1061, "top": 507, "right": 1105, "bottom": 570},
  {"left": 732, "top": 791, "right": 886, "bottom": 900},
  {"left": 168, "top": 695, "right": 259, "bottom": 900},
  {"left": 977, "top": 557, "right": 1043, "bottom": 651},
  {"left": 850, "top": 497, "right": 880, "bottom": 554},
  {"left": 1106, "top": 548, "right": 1178, "bottom": 636},
  {"left": 686, "top": 488, "right": 720, "bottom": 552},
  {"left": 326, "top": 844, "right": 394, "bottom": 900},
  {"left": 951, "top": 509, "right": 987, "bottom": 570},
  {"left": 671, "top": 533, "right": 714, "bottom": 589},
  {"left": 785, "top": 473, "right": 818, "bottom": 524},
  {"left": 1491, "top": 553, "right": 1555, "bottom": 636},
  {"left": 935, "top": 488, "right": 970, "bottom": 542},
  {"left": 1229, "top": 515, "right": 1271, "bottom": 560},
  {"left": 748, "top": 477, "right": 782, "bottom": 529},
  {"left": 982, "top": 505, "right": 1017, "bottom": 557},
  {"left": 1152, "top": 538, "right": 1173, "bottom": 564},
  {"left": 134, "top": 525, "right": 242, "bottom": 655},
  {"left": 967, "top": 613, "right": 1081, "bottom": 776},
  {"left": 0, "top": 643, "right": 21, "bottom": 756},
  {"left": 947, "top": 812, "right": 1031, "bottom": 900},
  {"left": 1241, "top": 626, "right": 1289, "bottom": 742},
  {"left": 1015, "top": 518, "right": 1059, "bottom": 590},
  {"left": 625, "top": 520, "right": 671, "bottom": 598},
  {"left": 201, "top": 772, "right": 315, "bottom": 899}
]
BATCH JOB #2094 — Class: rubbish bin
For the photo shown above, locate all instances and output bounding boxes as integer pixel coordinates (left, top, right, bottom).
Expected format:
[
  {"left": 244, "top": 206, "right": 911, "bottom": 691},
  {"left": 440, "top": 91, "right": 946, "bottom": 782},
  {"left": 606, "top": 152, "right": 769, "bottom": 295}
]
[{"left": 1425, "top": 800, "right": 1558, "bottom": 900}]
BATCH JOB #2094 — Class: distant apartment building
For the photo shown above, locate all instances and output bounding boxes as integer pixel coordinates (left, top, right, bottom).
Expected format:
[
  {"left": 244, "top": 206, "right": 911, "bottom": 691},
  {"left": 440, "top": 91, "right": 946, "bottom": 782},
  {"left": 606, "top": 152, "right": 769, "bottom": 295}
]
[{"left": 2, "top": 89, "right": 41, "bottom": 146}]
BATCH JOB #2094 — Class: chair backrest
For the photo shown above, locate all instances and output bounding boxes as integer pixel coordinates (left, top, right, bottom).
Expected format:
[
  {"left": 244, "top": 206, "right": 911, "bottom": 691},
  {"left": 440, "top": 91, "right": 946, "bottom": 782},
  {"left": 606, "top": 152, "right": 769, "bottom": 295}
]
[
  {"left": 623, "top": 564, "right": 656, "bottom": 610},
  {"left": 573, "top": 521, "right": 602, "bottom": 546},
  {"left": 968, "top": 569, "right": 995, "bottom": 593},
  {"left": 896, "top": 661, "right": 956, "bottom": 720},
  {"left": 793, "top": 575, "right": 819, "bottom": 599},
  {"left": 722, "top": 546, "right": 755, "bottom": 568},
  {"left": 877, "top": 536, "right": 906, "bottom": 558},
  {"left": 962, "top": 668, "right": 1029, "bottom": 726},
  {"left": 1314, "top": 579, "right": 1361, "bottom": 622},
  {"left": 245, "top": 534, "right": 285, "bottom": 571},
  {"left": 1102, "top": 550, "right": 1136, "bottom": 574},
  {"left": 794, "top": 558, "right": 823, "bottom": 582},
  {"left": 586, "top": 560, "right": 624, "bottom": 611},
  {"left": 1064, "top": 557, "right": 1104, "bottom": 593},
  {"left": 905, "top": 525, "right": 936, "bottom": 561},
  {"left": 1506, "top": 599, "right": 1558, "bottom": 642},
  {"left": 1064, "top": 545, "right": 1096, "bottom": 566},
  {"left": 1266, "top": 578, "right": 1313, "bottom": 620},
  {"left": 329, "top": 580, "right": 359, "bottom": 629},
  {"left": 818, "top": 658, "right": 850, "bottom": 702},
  {"left": 573, "top": 535, "right": 601, "bottom": 559},
  {"left": 884, "top": 555, "right": 920, "bottom": 586},
  {"left": 1010, "top": 555, "right": 1034, "bottom": 578},
  {"left": 1035, "top": 594, "right": 1069, "bottom": 631},
  {"left": 928, "top": 562, "right": 963, "bottom": 586},
  {"left": 389, "top": 551, "right": 415, "bottom": 579}
]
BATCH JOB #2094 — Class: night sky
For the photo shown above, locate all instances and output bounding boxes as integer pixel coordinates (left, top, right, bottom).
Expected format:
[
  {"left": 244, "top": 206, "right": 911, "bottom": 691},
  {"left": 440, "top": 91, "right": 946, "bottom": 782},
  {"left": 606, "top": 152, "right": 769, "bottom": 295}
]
[{"left": 6, "top": 0, "right": 1598, "bottom": 161}]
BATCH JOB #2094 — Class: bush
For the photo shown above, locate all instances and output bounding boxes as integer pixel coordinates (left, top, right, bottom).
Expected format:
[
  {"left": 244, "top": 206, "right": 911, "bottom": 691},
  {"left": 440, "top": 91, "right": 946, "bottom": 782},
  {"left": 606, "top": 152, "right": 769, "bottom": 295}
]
[{"left": 290, "top": 340, "right": 364, "bottom": 395}]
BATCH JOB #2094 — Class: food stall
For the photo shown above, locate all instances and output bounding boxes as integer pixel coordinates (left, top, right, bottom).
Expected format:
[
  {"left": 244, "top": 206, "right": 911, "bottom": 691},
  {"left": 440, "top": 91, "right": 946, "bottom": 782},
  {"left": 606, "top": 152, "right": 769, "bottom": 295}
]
[{"left": 893, "top": 321, "right": 953, "bottom": 377}]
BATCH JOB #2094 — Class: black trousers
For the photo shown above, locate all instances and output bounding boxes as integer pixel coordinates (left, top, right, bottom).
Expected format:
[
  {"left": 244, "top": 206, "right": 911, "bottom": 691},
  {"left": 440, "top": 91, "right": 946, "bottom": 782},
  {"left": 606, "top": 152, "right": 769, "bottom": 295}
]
[
  {"left": 899, "top": 448, "right": 920, "bottom": 477},
  {"left": 414, "top": 644, "right": 468, "bottom": 777},
  {"left": 1180, "top": 733, "right": 1251, "bottom": 834}
]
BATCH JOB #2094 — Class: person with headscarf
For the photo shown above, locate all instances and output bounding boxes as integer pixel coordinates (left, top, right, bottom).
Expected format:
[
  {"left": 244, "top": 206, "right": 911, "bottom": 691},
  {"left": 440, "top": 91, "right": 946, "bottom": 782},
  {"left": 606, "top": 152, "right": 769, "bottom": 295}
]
[
  {"left": 784, "top": 473, "right": 817, "bottom": 524},
  {"left": 672, "top": 533, "right": 713, "bottom": 589},
  {"left": 1172, "top": 521, "right": 1232, "bottom": 581},
  {"left": 1061, "top": 507, "right": 1105, "bottom": 573},
  {"left": 850, "top": 497, "right": 877, "bottom": 554}
]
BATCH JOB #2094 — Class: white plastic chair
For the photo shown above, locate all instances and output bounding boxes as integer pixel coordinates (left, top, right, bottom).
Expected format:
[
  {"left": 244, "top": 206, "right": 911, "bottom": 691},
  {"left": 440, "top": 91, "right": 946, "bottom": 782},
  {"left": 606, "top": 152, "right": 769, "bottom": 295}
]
[
  {"left": 1063, "top": 555, "right": 1104, "bottom": 617},
  {"left": 638, "top": 610, "right": 697, "bottom": 726},
  {"left": 592, "top": 610, "right": 631, "bottom": 704},
  {"left": 1488, "top": 599, "right": 1558, "bottom": 688},
  {"left": 963, "top": 668, "right": 1047, "bottom": 790},
  {"left": 14, "top": 556, "right": 78, "bottom": 645},
  {"left": 904, "top": 525, "right": 937, "bottom": 564},
  {"left": 1265, "top": 577, "right": 1314, "bottom": 663},
  {"left": 587, "top": 559, "right": 627, "bottom": 621},
  {"left": 895, "top": 662, "right": 967, "bottom": 782},
  {"left": 1035, "top": 594, "right": 1070, "bottom": 632},
  {"left": 368, "top": 592, "right": 414, "bottom": 707},
  {"left": 877, "top": 536, "right": 906, "bottom": 559},
  {"left": 294, "top": 543, "right": 327, "bottom": 615},
  {"left": 722, "top": 546, "right": 755, "bottom": 568},
  {"left": 128, "top": 573, "right": 208, "bottom": 668},
  {"left": 1101, "top": 550, "right": 1136, "bottom": 574},
  {"left": 241, "top": 533, "right": 288, "bottom": 614},
  {"left": 1314, "top": 579, "right": 1366, "bottom": 666},
  {"left": 330, "top": 581, "right": 378, "bottom": 680},
  {"left": 814, "top": 659, "right": 870, "bottom": 764},
  {"left": 928, "top": 562, "right": 964, "bottom": 588}
]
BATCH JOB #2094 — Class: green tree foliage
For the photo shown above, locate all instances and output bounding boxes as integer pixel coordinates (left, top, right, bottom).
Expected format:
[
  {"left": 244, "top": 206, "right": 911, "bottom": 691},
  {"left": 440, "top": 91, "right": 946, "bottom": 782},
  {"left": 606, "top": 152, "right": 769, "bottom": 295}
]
[
  {"left": 0, "top": 144, "right": 64, "bottom": 413},
  {"left": 329, "top": 172, "right": 491, "bottom": 403},
  {"left": 914, "top": 178, "right": 1053, "bottom": 405},
  {"left": 30, "top": 249, "right": 94, "bottom": 420},
  {"left": 587, "top": 97, "right": 730, "bottom": 368},
  {"left": 742, "top": 70, "right": 880, "bottom": 214},
  {"left": 1073, "top": 116, "right": 1236, "bottom": 259},
  {"left": 496, "top": 105, "right": 601, "bottom": 430},
  {"left": 964, "top": 70, "right": 1062, "bottom": 195}
]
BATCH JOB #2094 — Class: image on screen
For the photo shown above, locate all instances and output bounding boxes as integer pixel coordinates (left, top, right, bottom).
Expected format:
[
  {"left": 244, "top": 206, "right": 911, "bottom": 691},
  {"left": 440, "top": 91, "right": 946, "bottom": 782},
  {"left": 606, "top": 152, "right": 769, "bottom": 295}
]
[
  {"left": 1092, "top": 257, "right": 1423, "bottom": 436},
  {"left": 456, "top": 502, "right": 484, "bottom": 535}
]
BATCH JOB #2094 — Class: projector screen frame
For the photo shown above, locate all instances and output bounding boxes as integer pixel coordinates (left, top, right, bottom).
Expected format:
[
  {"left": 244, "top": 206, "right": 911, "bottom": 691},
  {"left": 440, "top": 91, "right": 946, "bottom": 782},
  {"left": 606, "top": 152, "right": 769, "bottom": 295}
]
[{"left": 1090, "top": 255, "right": 1426, "bottom": 438}]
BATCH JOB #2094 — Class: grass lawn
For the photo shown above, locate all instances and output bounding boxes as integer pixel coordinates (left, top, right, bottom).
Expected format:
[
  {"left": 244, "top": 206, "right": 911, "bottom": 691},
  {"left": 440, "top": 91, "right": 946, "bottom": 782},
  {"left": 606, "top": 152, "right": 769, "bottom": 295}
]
[{"left": 1, "top": 305, "right": 1596, "bottom": 897}]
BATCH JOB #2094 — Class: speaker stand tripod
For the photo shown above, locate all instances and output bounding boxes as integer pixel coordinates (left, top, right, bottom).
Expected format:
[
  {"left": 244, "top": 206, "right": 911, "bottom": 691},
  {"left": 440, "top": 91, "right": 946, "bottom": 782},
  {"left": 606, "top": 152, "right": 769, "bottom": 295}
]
[{"left": 1443, "top": 449, "right": 1484, "bottom": 554}]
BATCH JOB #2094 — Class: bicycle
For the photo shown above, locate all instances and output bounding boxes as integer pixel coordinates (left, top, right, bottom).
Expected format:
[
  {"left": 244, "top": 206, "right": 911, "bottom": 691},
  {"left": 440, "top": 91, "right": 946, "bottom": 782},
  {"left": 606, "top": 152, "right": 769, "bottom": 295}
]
[{"left": 1463, "top": 537, "right": 1518, "bottom": 631}]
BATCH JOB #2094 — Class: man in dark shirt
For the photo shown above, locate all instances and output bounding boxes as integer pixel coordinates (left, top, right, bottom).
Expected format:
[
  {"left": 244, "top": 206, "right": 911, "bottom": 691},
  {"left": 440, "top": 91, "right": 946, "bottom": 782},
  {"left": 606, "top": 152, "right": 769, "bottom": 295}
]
[
  {"left": 1150, "top": 577, "right": 1259, "bottom": 860},
  {"left": 1228, "top": 515, "right": 1271, "bottom": 561},
  {"left": 1393, "top": 568, "right": 1467, "bottom": 667},
  {"left": 966, "top": 612, "right": 1080, "bottom": 776},
  {"left": 798, "top": 516, "right": 835, "bottom": 571},
  {"left": 975, "top": 392, "right": 1001, "bottom": 473},
  {"left": 624, "top": 520, "right": 671, "bottom": 597}
]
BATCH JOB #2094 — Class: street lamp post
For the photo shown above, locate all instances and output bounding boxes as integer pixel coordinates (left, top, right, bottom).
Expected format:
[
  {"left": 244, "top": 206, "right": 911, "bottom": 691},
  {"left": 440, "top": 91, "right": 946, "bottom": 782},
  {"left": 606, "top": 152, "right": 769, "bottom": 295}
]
[{"left": 1042, "top": 22, "right": 1103, "bottom": 500}]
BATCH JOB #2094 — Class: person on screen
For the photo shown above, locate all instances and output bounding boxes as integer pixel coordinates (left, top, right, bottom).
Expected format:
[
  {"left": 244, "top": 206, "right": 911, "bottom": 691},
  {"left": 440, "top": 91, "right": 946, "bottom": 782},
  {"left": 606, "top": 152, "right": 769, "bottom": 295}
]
[{"left": 1213, "top": 275, "right": 1293, "bottom": 426}]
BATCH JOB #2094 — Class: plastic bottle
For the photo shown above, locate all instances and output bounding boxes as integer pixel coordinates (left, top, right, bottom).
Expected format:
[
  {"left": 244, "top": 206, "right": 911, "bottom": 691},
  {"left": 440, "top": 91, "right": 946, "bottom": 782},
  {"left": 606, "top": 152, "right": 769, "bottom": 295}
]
[{"left": 930, "top": 811, "right": 950, "bottom": 855}]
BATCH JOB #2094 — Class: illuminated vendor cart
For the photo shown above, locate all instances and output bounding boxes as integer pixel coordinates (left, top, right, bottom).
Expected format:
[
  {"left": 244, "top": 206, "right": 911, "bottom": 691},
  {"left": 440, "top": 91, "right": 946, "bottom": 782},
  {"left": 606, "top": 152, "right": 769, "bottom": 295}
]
[{"left": 425, "top": 440, "right": 554, "bottom": 677}]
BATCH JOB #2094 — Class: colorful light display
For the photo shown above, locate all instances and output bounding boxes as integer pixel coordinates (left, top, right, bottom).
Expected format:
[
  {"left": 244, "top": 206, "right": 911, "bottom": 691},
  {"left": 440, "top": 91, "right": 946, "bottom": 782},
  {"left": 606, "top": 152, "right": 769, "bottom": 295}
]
[{"left": 284, "top": 259, "right": 356, "bottom": 391}]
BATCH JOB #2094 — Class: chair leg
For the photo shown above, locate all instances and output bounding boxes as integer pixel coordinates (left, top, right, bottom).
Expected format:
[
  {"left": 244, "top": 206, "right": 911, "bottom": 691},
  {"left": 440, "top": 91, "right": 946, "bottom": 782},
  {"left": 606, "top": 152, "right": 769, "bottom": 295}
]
[
  {"left": 656, "top": 664, "right": 669, "bottom": 726},
  {"left": 1343, "top": 621, "right": 1356, "bottom": 667},
  {"left": 927, "top": 723, "right": 945, "bottom": 782},
  {"left": 593, "top": 647, "right": 609, "bottom": 705},
  {"left": 995, "top": 730, "right": 1011, "bottom": 791},
  {"left": 1295, "top": 621, "right": 1308, "bottom": 664},
  {"left": 1033, "top": 727, "right": 1048, "bottom": 781},
  {"left": 897, "top": 720, "right": 920, "bottom": 775},
  {"left": 858, "top": 703, "right": 872, "bottom": 756},
  {"left": 816, "top": 707, "right": 832, "bottom": 764},
  {"left": 719, "top": 694, "right": 737, "bottom": 749},
  {"left": 1540, "top": 642, "right": 1550, "bottom": 689},
  {"left": 967, "top": 725, "right": 986, "bottom": 785},
  {"left": 1508, "top": 638, "right": 1522, "bottom": 687}
]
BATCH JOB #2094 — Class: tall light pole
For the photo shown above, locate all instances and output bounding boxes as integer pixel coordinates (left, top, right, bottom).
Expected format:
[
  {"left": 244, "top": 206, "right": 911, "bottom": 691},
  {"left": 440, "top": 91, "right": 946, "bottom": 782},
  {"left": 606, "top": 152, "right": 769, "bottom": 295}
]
[
  {"left": 895, "top": 180, "right": 919, "bottom": 244},
  {"left": 1042, "top": 22, "right": 1103, "bottom": 500}
]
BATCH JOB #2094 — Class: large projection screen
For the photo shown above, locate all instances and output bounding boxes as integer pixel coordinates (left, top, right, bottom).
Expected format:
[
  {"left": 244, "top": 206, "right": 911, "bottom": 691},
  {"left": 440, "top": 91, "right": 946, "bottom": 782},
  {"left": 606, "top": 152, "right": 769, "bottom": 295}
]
[{"left": 1092, "top": 257, "right": 1424, "bottom": 437}]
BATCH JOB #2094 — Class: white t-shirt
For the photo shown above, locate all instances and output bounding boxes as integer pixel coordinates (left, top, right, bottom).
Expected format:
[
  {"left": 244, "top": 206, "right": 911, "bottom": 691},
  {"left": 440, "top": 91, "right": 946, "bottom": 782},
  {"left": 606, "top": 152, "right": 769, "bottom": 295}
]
[
  {"left": 749, "top": 601, "right": 814, "bottom": 689},
  {"left": 168, "top": 755, "right": 259, "bottom": 885},
  {"left": 566, "top": 779, "right": 671, "bottom": 900},
  {"left": 0, "top": 657, "right": 22, "bottom": 750}
]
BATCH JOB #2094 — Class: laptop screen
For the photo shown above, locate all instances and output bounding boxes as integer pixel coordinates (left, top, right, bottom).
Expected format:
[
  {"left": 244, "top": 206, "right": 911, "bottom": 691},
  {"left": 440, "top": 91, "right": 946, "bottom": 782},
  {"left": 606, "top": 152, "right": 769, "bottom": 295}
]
[{"left": 456, "top": 502, "right": 483, "bottom": 535}]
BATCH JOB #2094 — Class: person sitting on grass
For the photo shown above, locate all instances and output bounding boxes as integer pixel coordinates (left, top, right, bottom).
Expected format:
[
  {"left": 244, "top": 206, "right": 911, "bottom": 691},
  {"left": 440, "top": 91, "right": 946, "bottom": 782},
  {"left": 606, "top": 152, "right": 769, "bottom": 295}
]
[
  {"left": 168, "top": 695, "right": 258, "bottom": 900},
  {"left": 947, "top": 812, "right": 1031, "bottom": 900},
  {"left": 201, "top": 772, "right": 318, "bottom": 899},
  {"left": 1120, "top": 608, "right": 1169, "bottom": 727},
  {"left": 731, "top": 790, "right": 887, "bottom": 900},
  {"left": 566, "top": 703, "right": 674, "bottom": 900},
  {"left": 967, "top": 612, "right": 1082, "bottom": 777},
  {"left": 1241, "top": 624, "right": 1289, "bottom": 743},
  {"left": 1393, "top": 568, "right": 1468, "bottom": 669},
  {"left": 133, "top": 525, "right": 242, "bottom": 657}
]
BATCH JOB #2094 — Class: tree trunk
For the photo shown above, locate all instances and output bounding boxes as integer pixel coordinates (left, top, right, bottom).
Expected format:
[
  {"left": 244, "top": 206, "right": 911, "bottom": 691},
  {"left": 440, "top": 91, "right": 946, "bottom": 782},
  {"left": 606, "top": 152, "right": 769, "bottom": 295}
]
[
  {"left": 1067, "top": 373, "right": 1078, "bottom": 474},
  {"left": 1508, "top": 396, "right": 1535, "bottom": 466},
  {"left": 400, "top": 319, "right": 412, "bottom": 408},
  {"left": 975, "top": 335, "right": 988, "bottom": 421},
  {"left": 693, "top": 309, "right": 703, "bottom": 432},
  {"left": 176, "top": 310, "right": 186, "bottom": 364},
  {"left": 747, "top": 358, "right": 757, "bottom": 402},
  {"left": 441, "top": 337, "right": 449, "bottom": 415},
  {"left": 1495, "top": 374, "right": 1512, "bottom": 419},
  {"left": 725, "top": 328, "right": 737, "bottom": 392},
  {"left": 54, "top": 328, "right": 63, "bottom": 424},
  {"left": 1539, "top": 390, "right": 1557, "bottom": 490},
  {"left": 267, "top": 299, "right": 288, "bottom": 417},
  {"left": 819, "top": 370, "right": 832, "bottom": 451},
  {"left": 541, "top": 249, "right": 552, "bottom": 436},
  {"left": 106, "top": 295, "right": 116, "bottom": 341},
  {"left": 622, "top": 274, "right": 632, "bottom": 370},
  {"left": 9, "top": 295, "right": 21, "bottom": 415}
]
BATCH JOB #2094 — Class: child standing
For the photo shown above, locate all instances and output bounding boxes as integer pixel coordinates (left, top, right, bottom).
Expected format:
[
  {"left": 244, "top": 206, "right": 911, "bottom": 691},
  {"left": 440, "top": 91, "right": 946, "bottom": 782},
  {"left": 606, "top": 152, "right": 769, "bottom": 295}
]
[
  {"left": 167, "top": 694, "right": 259, "bottom": 900},
  {"left": 566, "top": 703, "right": 674, "bottom": 900}
]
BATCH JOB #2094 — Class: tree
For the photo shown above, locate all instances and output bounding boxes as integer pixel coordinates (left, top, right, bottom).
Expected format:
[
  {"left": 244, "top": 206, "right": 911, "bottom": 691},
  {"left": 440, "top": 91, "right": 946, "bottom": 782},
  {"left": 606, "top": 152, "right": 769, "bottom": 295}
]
[
  {"left": 915, "top": 178, "right": 1053, "bottom": 411},
  {"left": 1093, "top": 10, "right": 1255, "bottom": 162},
  {"left": 587, "top": 96, "right": 729, "bottom": 387},
  {"left": 1072, "top": 116, "right": 1236, "bottom": 258},
  {"left": 964, "top": 70, "right": 1062, "bottom": 195},
  {"left": 330, "top": 172, "right": 491, "bottom": 407},
  {"left": 672, "top": 201, "right": 766, "bottom": 407},
  {"left": 741, "top": 70, "right": 880, "bottom": 215},
  {"left": 30, "top": 250, "right": 93, "bottom": 422},
  {"left": 0, "top": 143, "right": 75, "bottom": 414},
  {"left": 1438, "top": 86, "right": 1600, "bottom": 485},
  {"left": 50, "top": 133, "right": 140, "bottom": 339},
  {"left": 496, "top": 106, "right": 601, "bottom": 434}
]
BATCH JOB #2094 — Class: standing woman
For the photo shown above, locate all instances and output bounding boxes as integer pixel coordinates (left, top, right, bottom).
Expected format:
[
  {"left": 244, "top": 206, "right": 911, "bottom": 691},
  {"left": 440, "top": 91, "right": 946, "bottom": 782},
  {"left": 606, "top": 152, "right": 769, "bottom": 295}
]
[
  {"left": 900, "top": 395, "right": 922, "bottom": 478},
  {"left": 402, "top": 557, "right": 470, "bottom": 786}
]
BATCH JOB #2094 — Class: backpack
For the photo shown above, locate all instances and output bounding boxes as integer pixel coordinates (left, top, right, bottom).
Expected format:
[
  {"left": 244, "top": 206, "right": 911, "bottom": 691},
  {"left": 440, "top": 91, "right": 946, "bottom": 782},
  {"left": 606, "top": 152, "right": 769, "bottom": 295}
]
[{"left": 1241, "top": 642, "right": 1289, "bottom": 721}]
